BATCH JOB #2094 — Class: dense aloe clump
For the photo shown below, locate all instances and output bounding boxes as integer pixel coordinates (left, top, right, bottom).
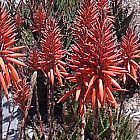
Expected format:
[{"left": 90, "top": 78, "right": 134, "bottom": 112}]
[{"left": 0, "top": 0, "right": 139, "bottom": 139}]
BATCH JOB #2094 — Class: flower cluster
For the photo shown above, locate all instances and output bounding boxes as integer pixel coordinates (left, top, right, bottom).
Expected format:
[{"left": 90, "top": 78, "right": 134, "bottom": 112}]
[
  {"left": 58, "top": 0, "right": 127, "bottom": 116},
  {"left": 40, "top": 18, "right": 66, "bottom": 85},
  {"left": 121, "top": 28, "right": 140, "bottom": 83},
  {"left": 0, "top": 3, "right": 26, "bottom": 98}
]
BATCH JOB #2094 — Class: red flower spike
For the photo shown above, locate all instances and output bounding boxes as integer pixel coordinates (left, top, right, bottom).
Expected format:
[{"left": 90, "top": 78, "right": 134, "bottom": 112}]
[
  {"left": 74, "top": 0, "right": 98, "bottom": 30},
  {"left": 121, "top": 28, "right": 140, "bottom": 83},
  {"left": 14, "top": 11, "right": 24, "bottom": 28},
  {"left": 0, "top": 3, "right": 26, "bottom": 97},
  {"left": 58, "top": 0, "right": 126, "bottom": 116},
  {"left": 33, "top": 4, "right": 46, "bottom": 32},
  {"left": 28, "top": 49, "right": 41, "bottom": 70},
  {"left": 40, "top": 18, "right": 66, "bottom": 85},
  {"left": 13, "top": 79, "right": 30, "bottom": 112}
]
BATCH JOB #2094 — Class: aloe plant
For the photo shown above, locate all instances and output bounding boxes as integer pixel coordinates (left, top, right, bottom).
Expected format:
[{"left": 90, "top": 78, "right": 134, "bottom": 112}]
[
  {"left": 40, "top": 17, "right": 66, "bottom": 138},
  {"left": 58, "top": 0, "right": 130, "bottom": 139},
  {"left": 0, "top": 2, "right": 27, "bottom": 139}
]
